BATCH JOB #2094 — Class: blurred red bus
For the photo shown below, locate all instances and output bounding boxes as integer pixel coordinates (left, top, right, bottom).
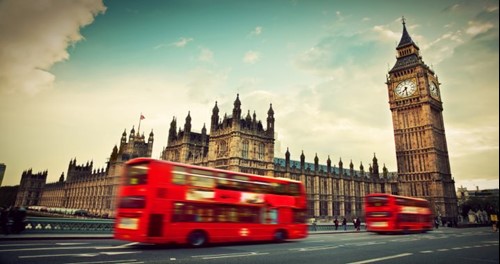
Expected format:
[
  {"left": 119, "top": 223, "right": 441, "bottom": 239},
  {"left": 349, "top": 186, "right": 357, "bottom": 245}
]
[
  {"left": 114, "top": 158, "right": 308, "bottom": 246},
  {"left": 364, "top": 193, "right": 433, "bottom": 234}
]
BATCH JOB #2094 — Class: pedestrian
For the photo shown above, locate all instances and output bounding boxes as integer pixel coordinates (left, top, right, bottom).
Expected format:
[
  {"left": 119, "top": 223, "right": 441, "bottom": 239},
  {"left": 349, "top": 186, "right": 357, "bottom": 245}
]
[
  {"left": 355, "top": 217, "right": 361, "bottom": 231},
  {"left": 342, "top": 218, "right": 347, "bottom": 231},
  {"left": 1, "top": 207, "right": 10, "bottom": 235},
  {"left": 312, "top": 219, "right": 317, "bottom": 231},
  {"left": 12, "top": 207, "right": 26, "bottom": 234},
  {"left": 334, "top": 218, "right": 339, "bottom": 230},
  {"left": 434, "top": 218, "right": 439, "bottom": 229},
  {"left": 491, "top": 214, "right": 498, "bottom": 232}
]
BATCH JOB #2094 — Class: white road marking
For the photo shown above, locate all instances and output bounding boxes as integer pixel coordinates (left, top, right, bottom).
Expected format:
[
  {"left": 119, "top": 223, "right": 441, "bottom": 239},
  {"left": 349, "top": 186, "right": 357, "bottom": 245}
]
[
  {"left": 289, "top": 245, "right": 339, "bottom": 252},
  {"left": 19, "top": 253, "right": 100, "bottom": 258},
  {"left": 95, "top": 242, "right": 139, "bottom": 249},
  {"left": 0, "top": 246, "right": 100, "bottom": 253},
  {"left": 192, "top": 252, "right": 269, "bottom": 259},
  {"left": 64, "top": 260, "right": 143, "bottom": 264},
  {"left": 347, "top": 253, "right": 413, "bottom": 264},
  {"left": 0, "top": 243, "right": 49, "bottom": 247},
  {"left": 56, "top": 243, "right": 90, "bottom": 246},
  {"left": 349, "top": 241, "right": 386, "bottom": 246},
  {"left": 19, "top": 251, "right": 140, "bottom": 259}
]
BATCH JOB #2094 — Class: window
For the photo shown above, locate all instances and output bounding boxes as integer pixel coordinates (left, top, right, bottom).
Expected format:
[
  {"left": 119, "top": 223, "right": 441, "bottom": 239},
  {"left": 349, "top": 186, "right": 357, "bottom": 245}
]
[
  {"left": 118, "top": 196, "right": 145, "bottom": 209},
  {"left": 217, "top": 141, "right": 228, "bottom": 157},
  {"left": 258, "top": 143, "right": 265, "bottom": 160},
  {"left": 242, "top": 140, "right": 249, "bottom": 159},
  {"left": 172, "top": 166, "right": 186, "bottom": 185},
  {"left": 125, "top": 163, "right": 149, "bottom": 185},
  {"left": 171, "top": 202, "right": 260, "bottom": 223},
  {"left": 190, "top": 169, "right": 215, "bottom": 188}
]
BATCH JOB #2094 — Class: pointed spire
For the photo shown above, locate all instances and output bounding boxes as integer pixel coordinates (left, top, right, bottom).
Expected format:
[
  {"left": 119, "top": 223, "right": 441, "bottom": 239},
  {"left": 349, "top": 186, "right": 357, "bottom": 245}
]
[
  {"left": 184, "top": 111, "right": 191, "bottom": 133},
  {"left": 234, "top": 93, "right": 241, "bottom": 108},
  {"left": 397, "top": 16, "right": 415, "bottom": 48},
  {"left": 267, "top": 103, "right": 275, "bottom": 134},
  {"left": 268, "top": 103, "right": 274, "bottom": 116},
  {"left": 233, "top": 94, "right": 242, "bottom": 123},
  {"left": 212, "top": 101, "right": 219, "bottom": 114}
]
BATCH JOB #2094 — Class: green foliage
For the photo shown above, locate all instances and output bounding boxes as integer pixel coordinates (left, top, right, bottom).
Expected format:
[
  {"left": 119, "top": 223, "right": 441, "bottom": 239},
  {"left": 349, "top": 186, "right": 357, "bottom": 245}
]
[{"left": 459, "top": 195, "right": 499, "bottom": 217}]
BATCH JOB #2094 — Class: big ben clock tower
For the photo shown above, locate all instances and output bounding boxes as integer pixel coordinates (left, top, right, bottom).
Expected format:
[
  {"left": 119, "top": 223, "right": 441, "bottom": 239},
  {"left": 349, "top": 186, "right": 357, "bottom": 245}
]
[{"left": 386, "top": 18, "right": 458, "bottom": 223}]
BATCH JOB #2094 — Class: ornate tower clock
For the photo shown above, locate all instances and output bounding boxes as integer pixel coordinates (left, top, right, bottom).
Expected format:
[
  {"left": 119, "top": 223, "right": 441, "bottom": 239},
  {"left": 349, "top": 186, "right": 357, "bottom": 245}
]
[{"left": 386, "top": 18, "right": 458, "bottom": 223}]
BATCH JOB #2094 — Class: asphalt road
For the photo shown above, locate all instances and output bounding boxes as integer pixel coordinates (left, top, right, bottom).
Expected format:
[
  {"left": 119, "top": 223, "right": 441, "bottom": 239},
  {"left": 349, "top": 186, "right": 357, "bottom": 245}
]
[{"left": 0, "top": 227, "right": 498, "bottom": 264}]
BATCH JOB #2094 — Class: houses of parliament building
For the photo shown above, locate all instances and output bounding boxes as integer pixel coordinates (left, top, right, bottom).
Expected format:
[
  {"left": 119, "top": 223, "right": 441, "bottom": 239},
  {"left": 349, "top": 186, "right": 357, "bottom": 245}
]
[{"left": 13, "top": 20, "right": 458, "bottom": 222}]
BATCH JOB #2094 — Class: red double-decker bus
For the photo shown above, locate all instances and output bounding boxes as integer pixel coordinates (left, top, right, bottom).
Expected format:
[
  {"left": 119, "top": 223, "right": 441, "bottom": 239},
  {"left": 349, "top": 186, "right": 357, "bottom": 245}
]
[
  {"left": 364, "top": 193, "right": 433, "bottom": 234},
  {"left": 114, "top": 158, "right": 308, "bottom": 246}
]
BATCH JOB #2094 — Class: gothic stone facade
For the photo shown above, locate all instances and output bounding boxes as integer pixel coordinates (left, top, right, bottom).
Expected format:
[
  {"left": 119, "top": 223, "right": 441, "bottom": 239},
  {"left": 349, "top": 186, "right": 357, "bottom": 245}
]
[
  {"left": 161, "top": 94, "right": 399, "bottom": 221},
  {"left": 16, "top": 129, "right": 154, "bottom": 217}
]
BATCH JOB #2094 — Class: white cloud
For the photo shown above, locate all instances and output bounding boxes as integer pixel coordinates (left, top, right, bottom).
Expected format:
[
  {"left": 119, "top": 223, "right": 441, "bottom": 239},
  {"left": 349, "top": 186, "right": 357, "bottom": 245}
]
[
  {"left": 249, "top": 26, "right": 263, "bottom": 37},
  {"left": 185, "top": 68, "right": 231, "bottom": 103},
  {"left": 372, "top": 25, "right": 400, "bottom": 42},
  {"left": 243, "top": 50, "right": 261, "bottom": 64},
  {"left": 0, "top": 0, "right": 106, "bottom": 95},
  {"left": 198, "top": 47, "right": 214, "bottom": 62},
  {"left": 336, "top": 11, "right": 344, "bottom": 21},
  {"left": 466, "top": 21, "right": 494, "bottom": 36},
  {"left": 172, "top": 37, "right": 194, "bottom": 48}
]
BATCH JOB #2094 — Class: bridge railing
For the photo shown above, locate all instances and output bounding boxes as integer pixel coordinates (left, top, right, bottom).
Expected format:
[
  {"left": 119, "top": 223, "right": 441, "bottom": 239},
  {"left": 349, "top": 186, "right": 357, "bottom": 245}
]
[
  {"left": 22, "top": 217, "right": 114, "bottom": 234},
  {"left": 308, "top": 223, "right": 364, "bottom": 232},
  {"left": 2, "top": 217, "right": 363, "bottom": 235}
]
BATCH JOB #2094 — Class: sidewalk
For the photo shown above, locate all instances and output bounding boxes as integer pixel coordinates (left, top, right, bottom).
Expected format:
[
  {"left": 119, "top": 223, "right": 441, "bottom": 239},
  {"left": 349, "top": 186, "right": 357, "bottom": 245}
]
[
  {"left": 0, "top": 229, "right": 363, "bottom": 241},
  {"left": 0, "top": 233, "right": 113, "bottom": 241}
]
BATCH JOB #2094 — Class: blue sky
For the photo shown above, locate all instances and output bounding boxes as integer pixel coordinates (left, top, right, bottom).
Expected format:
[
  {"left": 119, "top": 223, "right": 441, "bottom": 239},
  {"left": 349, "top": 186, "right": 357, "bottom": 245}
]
[{"left": 0, "top": 0, "right": 498, "bottom": 191}]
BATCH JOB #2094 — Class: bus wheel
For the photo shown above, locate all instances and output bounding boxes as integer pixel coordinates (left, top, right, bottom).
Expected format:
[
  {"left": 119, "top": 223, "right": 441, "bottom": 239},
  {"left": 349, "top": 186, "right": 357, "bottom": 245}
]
[
  {"left": 187, "top": 230, "right": 207, "bottom": 247},
  {"left": 273, "top": 230, "right": 287, "bottom": 242}
]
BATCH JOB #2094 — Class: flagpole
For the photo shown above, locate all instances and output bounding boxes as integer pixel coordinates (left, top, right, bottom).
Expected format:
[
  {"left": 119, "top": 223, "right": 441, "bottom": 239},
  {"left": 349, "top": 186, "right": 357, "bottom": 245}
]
[{"left": 137, "top": 113, "right": 142, "bottom": 136}]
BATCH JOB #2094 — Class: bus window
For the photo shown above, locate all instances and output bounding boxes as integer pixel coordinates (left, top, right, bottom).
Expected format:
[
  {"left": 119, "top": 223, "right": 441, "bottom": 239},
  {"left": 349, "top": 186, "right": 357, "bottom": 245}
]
[
  {"left": 172, "top": 202, "right": 184, "bottom": 222},
  {"left": 263, "top": 208, "right": 278, "bottom": 224},
  {"left": 119, "top": 196, "right": 146, "bottom": 209},
  {"left": 228, "top": 207, "right": 238, "bottom": 222},
  {"left": 251, "top": 181, "right": 269, "bottom": 193},
  {"left": 232, "top": 175, "right": 250, "bottom": 191},
  {"left": 190, "top": 169, "right": 215, "bottom": 188},
  {"left": 289, "top": 183, "right": 300, "bottom": 196},
  {"left": 125, "top": 163, "right": 149, "bottom": 185},
  {"left": 216, "top": 173, "right": 235, "bottom": 190},
  {"left": 172, "top": 166, "right": 187, "bottom": 185},
  {"left": 272, "top": 183, "right": 288, "bottom": 195},
  {"left": 366, "top": 195, "right": 388, "bottom": 206}
]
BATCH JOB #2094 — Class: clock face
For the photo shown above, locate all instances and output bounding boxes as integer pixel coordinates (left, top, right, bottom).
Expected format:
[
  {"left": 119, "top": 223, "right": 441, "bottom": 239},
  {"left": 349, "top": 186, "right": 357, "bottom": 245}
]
[
  {"left": 429, "top": 82, "right": 439, "bottom": 98},
  {"left": 394, "top": 79, "right": 417, "bottom": 98}
]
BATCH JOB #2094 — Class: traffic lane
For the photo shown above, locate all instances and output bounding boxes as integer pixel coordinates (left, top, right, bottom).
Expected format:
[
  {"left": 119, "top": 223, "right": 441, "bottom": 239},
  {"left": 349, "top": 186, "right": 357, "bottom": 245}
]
[
  {"left": 127, "top": 229, "right": 498, "bottom": 264},
  {"left": 1, "top": 228, "right": 498, "bottom": 264}
]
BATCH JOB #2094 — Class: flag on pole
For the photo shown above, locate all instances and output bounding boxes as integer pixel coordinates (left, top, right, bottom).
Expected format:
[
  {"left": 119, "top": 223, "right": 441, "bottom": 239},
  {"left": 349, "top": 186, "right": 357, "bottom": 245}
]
[{"left": 140, "top": 114, "right": 145, "bottom": 120}]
